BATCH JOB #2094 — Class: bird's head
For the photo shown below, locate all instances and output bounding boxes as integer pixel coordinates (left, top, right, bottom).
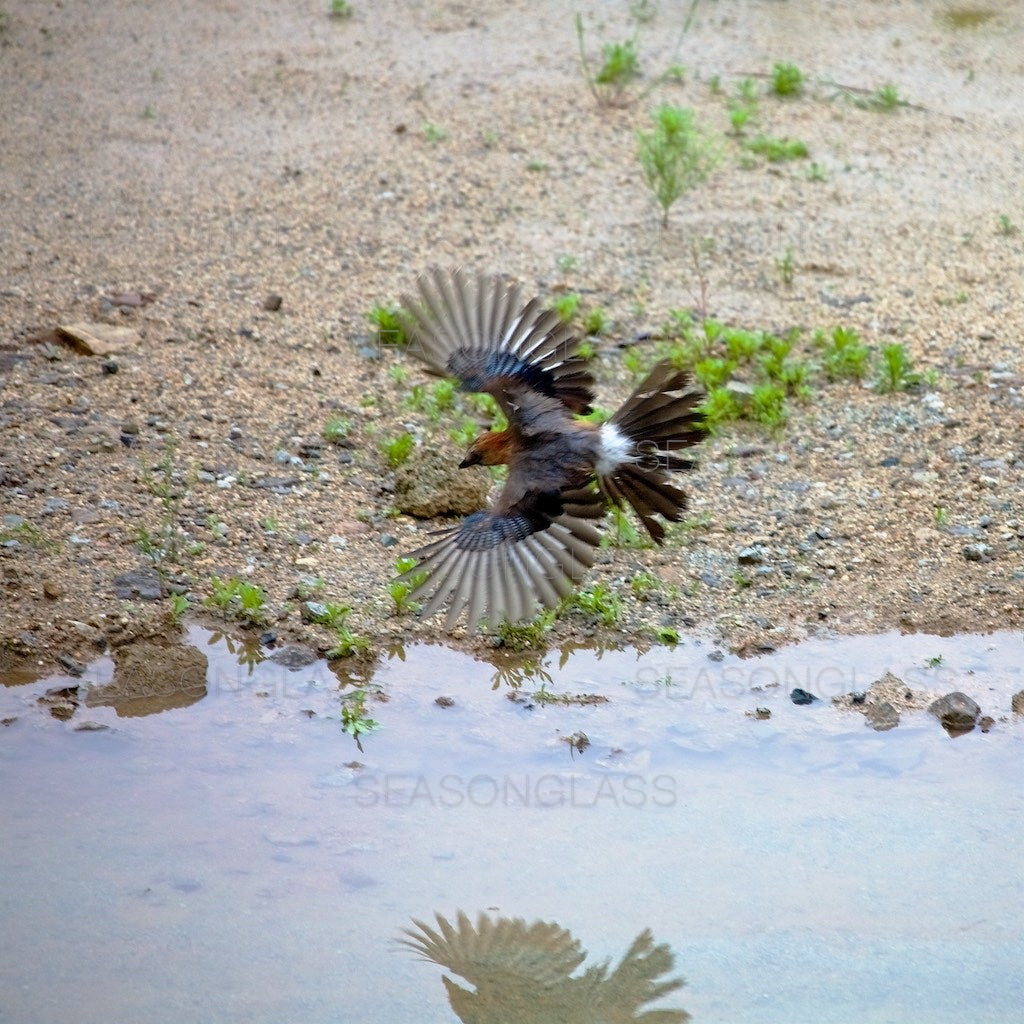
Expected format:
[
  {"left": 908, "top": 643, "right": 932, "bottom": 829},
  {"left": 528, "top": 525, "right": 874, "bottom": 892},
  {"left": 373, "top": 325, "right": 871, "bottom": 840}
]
[{"left": 459, "top": 429, "right": 514, "bottom": 469}]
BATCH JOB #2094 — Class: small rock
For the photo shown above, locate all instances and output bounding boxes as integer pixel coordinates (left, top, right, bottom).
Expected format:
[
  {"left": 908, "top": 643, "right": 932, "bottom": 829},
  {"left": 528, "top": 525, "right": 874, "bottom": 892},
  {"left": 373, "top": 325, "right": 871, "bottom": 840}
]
[
  {"left": 865, "top": 700, "right": 900, "bottom": 731},
  {"left": 751, "top": 707, "right": 771, "bottom": 720},
  {"left": 1012, "top": 690, "right": 1024, "bottom": 715},
  {"left": 979, "top": 716, "right": 994, "bottom": 733},
  {"left": 57, "top": 322, "right": 140, "bottom": 356},
  {"left": 790, "top": 688, "right": 818, "bottom": 706},
  {"left": 42, "top": 498, "right": 70, "bottom": 515},
  {"left": 73, "top": 721, "right": 111, "bottom": 732},
  {"left": 300, "top": 601, "right": 328, "bottom": 623},
  {"left": 962, "top": 542, "right": 992, "bottom": 562},
  {"left": 57, "top": 653, "right": 85, "bottom": 676},
  {"left": 435, "top": 696, "right": 455, "bottom": 708},
  {"left": 269, "top": 644, "right": 319, "bottom": 670},
  {"left": 380, "top": 533, "right": 399, "bottom": 548},
  {"left": 929, "top": 691, "right": 981, "bottom": 734},
  {"left": 101, "top": 359, "right": 119, "bottom": 375},
  {"left": 112, "top": 567, "right": 164, "bottom": 601},
  {"left": 42, "top": 579, "right": 64, "bottom": 599},
  {"left": 737, "top": 544, "right": 768, "bottom": 565},
  {"left": 263, "top": 293, "right": 283, "bottom": 312}
]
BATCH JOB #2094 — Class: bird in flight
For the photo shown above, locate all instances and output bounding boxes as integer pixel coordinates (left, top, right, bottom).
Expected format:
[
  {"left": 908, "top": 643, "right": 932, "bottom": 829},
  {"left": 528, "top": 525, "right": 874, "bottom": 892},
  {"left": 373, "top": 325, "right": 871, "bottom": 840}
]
[{"left": 394, "top": 267, "right": 704, "bottom": 632}]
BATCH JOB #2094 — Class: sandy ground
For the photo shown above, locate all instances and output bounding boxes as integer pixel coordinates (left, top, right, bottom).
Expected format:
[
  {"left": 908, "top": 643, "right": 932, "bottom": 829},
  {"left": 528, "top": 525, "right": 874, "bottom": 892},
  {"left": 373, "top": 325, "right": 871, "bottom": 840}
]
[{"left": 1, "top": 0, "right": 1022, "bottom": 680}]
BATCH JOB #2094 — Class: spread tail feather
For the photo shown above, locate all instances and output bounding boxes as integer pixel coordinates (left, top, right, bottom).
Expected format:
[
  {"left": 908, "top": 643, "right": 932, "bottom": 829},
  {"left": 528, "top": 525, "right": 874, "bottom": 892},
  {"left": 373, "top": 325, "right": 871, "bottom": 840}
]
[{"left": 599, "top": 360, "right": 704, "bottom": 544}]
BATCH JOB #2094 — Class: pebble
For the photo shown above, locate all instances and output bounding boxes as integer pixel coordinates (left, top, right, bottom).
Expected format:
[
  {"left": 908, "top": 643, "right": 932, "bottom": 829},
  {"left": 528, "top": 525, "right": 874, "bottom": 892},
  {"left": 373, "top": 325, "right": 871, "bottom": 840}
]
[
  {"left": 929, "top": 692, "right": 981, "bottom": 734},
  {"left": 865, "top": 700, "right": 900, "bottom": 731},
  {"left": 962, "top": 542, "right": 992, "bottom": 562},
  {"left": 1010, "top": 690, "right": 1024, "bottom": 715},
  {"left": 57, "top": 653, "right": 86, "bottom": 677},
  {"left": 790, "top": 688, "right": 818, "bottom": 705},
  {"left": 269, "top": 644, "right": 319, "bottom": 669},
  {"left": 42, "top": 498, "right": 70, "bottom": 515},
  {"left": 737, "top": 544, "right": 768, "bottom": 565},
  {"left": 112, "top": 567, "right": 164, "bottom": 601}
]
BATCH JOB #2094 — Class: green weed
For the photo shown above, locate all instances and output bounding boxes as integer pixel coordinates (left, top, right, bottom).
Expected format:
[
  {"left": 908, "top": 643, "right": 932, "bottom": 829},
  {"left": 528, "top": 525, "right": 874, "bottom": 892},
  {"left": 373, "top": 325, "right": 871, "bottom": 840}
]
[
  {"left": 637, "top": 104, "right": 720, "bottom": 227},
  {"left": 877, "top": 343, "right": 921, "bottom": 393},
  {"left": 583, "top": 307, "right": 610, "bottom": 336},
  {"left": 495, "top": 609, "right": 556, "bottom": 651},
  {"left": 857, "top": 83, "right": 905, "bottom": 111},
  {"left": 997, "top": 213, "right": 1018, "bottom": 236},
  {"left": 328, "top": 0, "right": 353, "bottom": 16},
  {"left": 745, "top": 135, "right": 809, "bottom": 162},
  {"left": 771, "top": 61, "right": 805, "bottom": 97},
  {"left": 550, "top": 292, "right": 581, "bottom": 323},
  {"left": 777, "top": 245, "right": 795, "bottom": 286},
  {"left": 167, "top": 592, "right": 190, "bottom": 625},
  {"left": 383, "top": 431, "right": 415, "bottom": 468},
  {"left": 367, "top": 303, "right": 409, "bottom": 346},
  {"left": 815, "top": 325, "right": 871, "bottom": 381},
  {"left": 0, "top": 520, "right": 60, "bottom": 553},
  {"left": 204, "top": 576, "right": 269, "bottom": 627},
  {"left": 390, "top": 556, "right": 426, "bottom": 615},
  {"left": 340, "top": 689, "right": 379, "bottom": 748},
  {"left": 575, "top": 14, "right": 640, "bottom": 106},
  {"left": 421, "top": 122, "right": 446, "bottom": 143},
  {"left": 572, "top": 583, "right": 623, "bottom": 626},
  {"left": 323, "top": 415, "right": 352, "bottom": 444}
]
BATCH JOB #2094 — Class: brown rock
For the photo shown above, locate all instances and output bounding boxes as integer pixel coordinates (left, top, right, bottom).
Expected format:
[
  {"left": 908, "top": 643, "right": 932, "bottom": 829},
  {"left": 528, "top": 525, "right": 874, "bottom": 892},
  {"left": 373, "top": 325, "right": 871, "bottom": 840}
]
[
  {"left": 394, "top": 445, "right": 491, "bottom": 519},
  {"left": 42, "top": 579, "right": 64, "bottom": 599},
  {"left": 57, "top": 322, "right": 140, "bottom": 356}
]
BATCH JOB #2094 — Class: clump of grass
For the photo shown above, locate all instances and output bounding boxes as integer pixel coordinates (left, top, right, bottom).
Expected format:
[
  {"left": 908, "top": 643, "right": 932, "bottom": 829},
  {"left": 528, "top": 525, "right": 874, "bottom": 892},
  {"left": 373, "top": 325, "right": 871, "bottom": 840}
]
[
  {"left": 571, "top": 583, "right": 623, "bottom": 626},
  {"left": 328, "top": 0, "right": 353, "bottom": 17},
  {"left": 745, "top": 135, "right": 809, "bottom": 162},
  {"left": 636, "top": 103, "right": 720, "bottom": 227},
  {"left": 653, "top": 624, "right": 680, "bottom": 645},
  {"left": 323, "top": 415, "right": 352, "bottom": 444},
  {"left": 495, "top": 608, "right": 556, "bottom": 651},
  {"left": 383, "top": 431, "right": 415, "bottom": 468},
  {"left": 727, "top": 76, "right": 759, "bottom": 135},
  {"left": 366, "top": 303, "right": 409, "bottom": 346},
  {"left": 815, "top": 325, "right": 871, "bottom": 381},
  {"left": 421, "top": 122, "right": 446, "bottom": 143},
  {"left": 326, "top": 612, "right": 371, "bottom": 659},
  {"left": 600, "top": 505, "right": 646, "bottom": 548},
  {"left": 204, "top": 576, "right": 269, "bottom": 627},
  {"left": 771, "top": 61, "right": 805, "bottom": 97},
  {"left": 307, "top": 601, "right": 353, "bottom": 631},
  {"left": 0, "top": 519, "right": 60, "bottom": 553},
  {"left": 550, "top": 292, "right": 581, "bottom": 323},
  {"left": 390, "top": 556, "right": 427, "bottom": 615},
  {"left": 582, "top": 307, "right": 610, "bottom": 336},
  {"left": 167, "top": 592, "right": 190, "bottom": 625},
  {"left": 857, "top": 83, "right": 906, "bottom": 111},
  {"left": 575, "top": 14, "right": 640, "bottom": 106},
  {"left": 997, "top": 213, "right": 1018, "bottom": 236},
  {"left": 877, "top": 343, "right": 921, "bottom": 393}
]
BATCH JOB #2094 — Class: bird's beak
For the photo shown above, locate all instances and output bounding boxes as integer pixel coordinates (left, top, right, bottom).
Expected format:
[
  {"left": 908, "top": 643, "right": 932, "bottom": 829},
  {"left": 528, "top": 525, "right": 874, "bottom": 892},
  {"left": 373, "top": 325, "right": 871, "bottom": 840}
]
[{"left": 459, "top": 451, "right": 482, "bottom": 469}]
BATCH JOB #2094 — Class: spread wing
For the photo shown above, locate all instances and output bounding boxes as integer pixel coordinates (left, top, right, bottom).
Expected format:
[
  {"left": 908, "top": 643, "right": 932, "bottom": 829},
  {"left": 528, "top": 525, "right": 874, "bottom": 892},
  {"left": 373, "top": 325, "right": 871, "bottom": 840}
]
[
  {"left": 396, "top": 484, "right": 604, "bottom": 632},
  {"left": 399, "top": 267, "right": 596, "bottom": 422}
]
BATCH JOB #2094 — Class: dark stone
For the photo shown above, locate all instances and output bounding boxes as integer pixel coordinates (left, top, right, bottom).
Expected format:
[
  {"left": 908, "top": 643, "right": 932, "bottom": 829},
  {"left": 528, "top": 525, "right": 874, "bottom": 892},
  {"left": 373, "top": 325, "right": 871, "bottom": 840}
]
[
  {"left": 851, "top": 692, "right": 867, "bottom": 705},
  {"left": 1012, "top": 690, "right": 1024, "bottom": 715},
  {"left": 269, "top": 644, "right": 318, "bottom": 670},
  {"left": 57, "top": 653, "right": 85, "bottom": 676},
  {"left": 929, "top": 692, "right": 981, "bottom": 735},
  {"left": 101, "top": 360, "right": 119, "bottom": 374},
  {"left": 263, "top": 293, "right": 283, "bottom": 312},
  {"left": 962, "top": 543, "right": 992, "bottom": 562},
  {"left": 435, "top": 696, "right": 455, "bottom": 708},
  {"left": 112, "top": 567, "right": 164, "bottom": 601},
  {"left": 260, "top": 630, "right": 278, "bottom": 647},
  {"left": 790, "top": 688, "right": 818, "bottom": 705},
  {"left": 879, "top": 456, "right": 900, "bottom": 467}
]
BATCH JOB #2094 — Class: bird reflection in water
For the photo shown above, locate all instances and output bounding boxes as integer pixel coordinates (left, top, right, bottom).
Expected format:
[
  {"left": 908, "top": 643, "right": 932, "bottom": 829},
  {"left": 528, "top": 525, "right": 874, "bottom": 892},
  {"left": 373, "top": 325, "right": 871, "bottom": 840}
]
[{"left": 400, "top": 910, "right": 689, "bottom": 1023}]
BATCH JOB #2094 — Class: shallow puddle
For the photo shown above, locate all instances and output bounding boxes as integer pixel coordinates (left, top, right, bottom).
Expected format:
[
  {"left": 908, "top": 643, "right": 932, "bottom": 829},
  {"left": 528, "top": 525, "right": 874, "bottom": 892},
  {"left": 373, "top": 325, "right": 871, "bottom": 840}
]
[{"left": 2, "top": 628, "right": 1023, "bottom": 1023}]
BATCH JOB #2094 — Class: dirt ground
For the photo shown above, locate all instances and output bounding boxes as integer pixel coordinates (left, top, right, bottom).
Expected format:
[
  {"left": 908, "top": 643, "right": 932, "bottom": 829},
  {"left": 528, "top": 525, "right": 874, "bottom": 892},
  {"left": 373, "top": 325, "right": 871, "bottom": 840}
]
[{"left": 1, "top": 0, "right": 1022, "bottom": 680}]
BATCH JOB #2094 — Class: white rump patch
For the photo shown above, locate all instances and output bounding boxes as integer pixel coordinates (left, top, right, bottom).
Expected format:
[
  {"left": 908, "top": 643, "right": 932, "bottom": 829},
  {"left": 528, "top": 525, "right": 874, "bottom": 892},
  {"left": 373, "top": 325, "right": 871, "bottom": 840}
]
[{"left": 596, "top": 422, "right": 635, "bottom": 476}]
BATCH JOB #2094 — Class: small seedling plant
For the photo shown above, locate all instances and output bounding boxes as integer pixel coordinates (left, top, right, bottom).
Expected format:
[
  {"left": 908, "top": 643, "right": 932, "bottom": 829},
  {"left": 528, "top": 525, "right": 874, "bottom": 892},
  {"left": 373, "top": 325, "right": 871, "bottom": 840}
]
[{"left": 636, "top": 104, "right": 720, "bottom": 227}]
